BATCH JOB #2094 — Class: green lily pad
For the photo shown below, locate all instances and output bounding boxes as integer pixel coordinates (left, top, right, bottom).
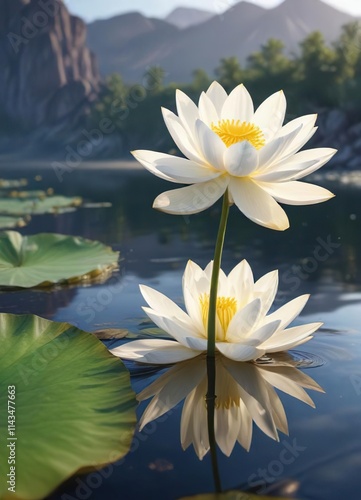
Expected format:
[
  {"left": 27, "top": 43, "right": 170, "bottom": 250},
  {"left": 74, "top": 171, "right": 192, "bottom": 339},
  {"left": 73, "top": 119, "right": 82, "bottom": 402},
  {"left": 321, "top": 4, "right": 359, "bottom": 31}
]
[
  {"left": 3, "top": 190, "right": 47, "bottom": 199},
  {"left": 0, "top": 231, "right": 119, "bottom": 288},
  {"left": 0, "top": 216, "right": 28, "bottom": 229},
  {"left": 0, "top": 313, "right": 137, "bottom": 500},
  {"left": 0, "top": 196, "right": 82, "bottom": 215},
  {"left": 0, "top": 179, "right": 28, "bottom": 189}
]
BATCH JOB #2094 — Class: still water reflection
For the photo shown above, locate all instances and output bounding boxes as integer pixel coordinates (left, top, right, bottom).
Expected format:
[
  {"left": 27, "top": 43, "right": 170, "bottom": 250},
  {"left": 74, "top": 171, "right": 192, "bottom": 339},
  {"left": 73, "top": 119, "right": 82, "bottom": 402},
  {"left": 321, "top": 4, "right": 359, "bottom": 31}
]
[{"left": 0, "top": 166, "right": 360, "bottom": 499}]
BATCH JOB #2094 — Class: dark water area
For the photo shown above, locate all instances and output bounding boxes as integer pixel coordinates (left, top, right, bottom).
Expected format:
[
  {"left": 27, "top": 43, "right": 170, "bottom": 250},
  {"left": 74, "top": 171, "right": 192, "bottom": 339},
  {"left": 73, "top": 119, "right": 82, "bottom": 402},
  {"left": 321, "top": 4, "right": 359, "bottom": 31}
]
[{"left": 0, "top": 165, "right": 361, "bottom": 500}]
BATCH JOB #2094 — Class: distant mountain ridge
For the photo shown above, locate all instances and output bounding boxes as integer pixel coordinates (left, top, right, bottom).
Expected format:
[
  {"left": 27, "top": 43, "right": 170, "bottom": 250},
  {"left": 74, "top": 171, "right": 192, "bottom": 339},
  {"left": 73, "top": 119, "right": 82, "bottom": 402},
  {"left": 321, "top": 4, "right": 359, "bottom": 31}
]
[
  {"left": 165, "top": 7, "right": 214, "bottom": 29},
  {"left": 86, "top": 0, "right": 357, "bottom": 83}
]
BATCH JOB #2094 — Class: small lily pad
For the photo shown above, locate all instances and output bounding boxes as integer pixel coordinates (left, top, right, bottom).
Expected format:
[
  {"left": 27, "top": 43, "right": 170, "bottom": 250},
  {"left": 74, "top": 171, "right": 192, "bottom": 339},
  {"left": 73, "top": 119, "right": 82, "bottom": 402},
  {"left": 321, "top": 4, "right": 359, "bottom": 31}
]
[
  {"left": 0, "top": 196, "right": 82, "bottom": 215},
  {"left": 0, "top": 178, "right": 28, "bottom": 188},
  {"left": 93, "top": 328, "right": 130, "bottom": 340},
  {"left": 0, "top": 313, "right": 137, "bottom": 500},
  {"left": 4, "top": 190, "right": 47, "bottom": 199},
  {"left": 0, "top": 216, "right": 28, "bottom": 229},
  {"left": 0, "top": 231, "right": 119, "bottom": 288}
]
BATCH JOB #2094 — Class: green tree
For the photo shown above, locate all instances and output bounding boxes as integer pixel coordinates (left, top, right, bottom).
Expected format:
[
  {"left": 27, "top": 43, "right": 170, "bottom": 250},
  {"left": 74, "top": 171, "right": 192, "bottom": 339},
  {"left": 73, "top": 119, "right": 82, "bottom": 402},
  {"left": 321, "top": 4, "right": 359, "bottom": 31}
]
[
  {"left": 248, "top": 39, "right": 292, "bottom": 76},
  {"left": 297, "top": 31, "right": 337, "bottom": 106},
  {"left": 191, "top": 69, "right": 211, "bottom": 92},
  {"left": 215, "top": 57, "right": 244, "bottom": 92},
  {"left": 143, "top": 66, "right": 166, "bottom": 93}
]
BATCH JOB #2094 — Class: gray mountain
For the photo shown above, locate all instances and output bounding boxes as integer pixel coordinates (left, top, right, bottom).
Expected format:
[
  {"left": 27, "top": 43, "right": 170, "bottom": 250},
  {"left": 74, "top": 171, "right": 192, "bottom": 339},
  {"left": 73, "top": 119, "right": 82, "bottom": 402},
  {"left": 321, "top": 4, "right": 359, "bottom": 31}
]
[
  {"left": 86, "top": 0, "right": 356, "bottom": 83},
  {"left": 165, "top": 7, "right": 214, "bottom": 29},
  {"left": 87, "top": 12, "right": 179, "bottom": 77}
]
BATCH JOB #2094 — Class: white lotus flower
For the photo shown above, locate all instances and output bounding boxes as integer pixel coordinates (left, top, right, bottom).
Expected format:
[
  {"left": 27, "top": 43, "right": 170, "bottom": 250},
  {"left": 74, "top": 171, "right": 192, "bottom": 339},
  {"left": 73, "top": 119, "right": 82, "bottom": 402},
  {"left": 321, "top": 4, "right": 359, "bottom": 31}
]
[
  {"left": 136, "top": 354, "right": 324, "bottom": 459},
  {"left": 132, "top": 82, "right": 336, "bottom": 230},
  {"left": 111, "top": 260, "right": 322, "bottom": 364}
]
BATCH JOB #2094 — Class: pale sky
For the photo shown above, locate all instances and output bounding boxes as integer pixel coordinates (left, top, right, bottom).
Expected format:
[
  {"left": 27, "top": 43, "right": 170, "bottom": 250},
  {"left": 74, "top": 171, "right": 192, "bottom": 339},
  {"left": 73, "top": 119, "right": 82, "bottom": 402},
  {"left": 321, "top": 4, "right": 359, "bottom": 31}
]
[{"left": 64, "top": 0, "right": 361, "bottom": 22}]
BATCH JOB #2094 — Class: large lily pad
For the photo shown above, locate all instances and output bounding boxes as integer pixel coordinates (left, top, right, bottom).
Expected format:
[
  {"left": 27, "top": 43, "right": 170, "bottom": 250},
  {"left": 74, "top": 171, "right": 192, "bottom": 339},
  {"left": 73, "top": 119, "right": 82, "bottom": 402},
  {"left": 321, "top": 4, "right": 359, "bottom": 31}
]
[
  {"left": 0, "top": 231, "right": 119, "bottom": 288},
  {"left": 0, "top": 313, "right": 137, "bottom": 500},
  {"left": 0, "top": 196, "right": 82, "bottom": 215}
]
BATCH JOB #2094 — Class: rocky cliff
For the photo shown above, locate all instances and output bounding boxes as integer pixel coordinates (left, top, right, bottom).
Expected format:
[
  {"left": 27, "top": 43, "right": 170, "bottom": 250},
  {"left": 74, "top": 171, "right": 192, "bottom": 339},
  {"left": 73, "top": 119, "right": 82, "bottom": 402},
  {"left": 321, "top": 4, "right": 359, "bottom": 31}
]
[{"left": 0, "top": 0, "right": 100, "bottom": 131}]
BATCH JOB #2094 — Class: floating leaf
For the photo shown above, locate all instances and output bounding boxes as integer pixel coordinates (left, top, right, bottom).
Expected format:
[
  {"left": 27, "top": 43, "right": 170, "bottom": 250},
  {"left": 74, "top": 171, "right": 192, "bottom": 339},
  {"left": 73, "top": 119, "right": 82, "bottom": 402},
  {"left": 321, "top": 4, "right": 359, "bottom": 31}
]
[
  {"left": 0, "top": 196, "right": 82, "bottom": 215},
  {"left": 0, "top": 178, "right": 28, "bottom": 188},
  {"left": 3, "top": 190, "right": 47, "bottom": 199},
  {"left": 93, "top": 328, "right": 129, "bottom": 340},
  {"left": 0, "top": 313, "right": 137, "bottom": 500},
  {"left": 0, "top": 231, "right": 119, "bottom": 288},
  {"left": 0, "top": 216, "right": 28, "bottom": 229}
]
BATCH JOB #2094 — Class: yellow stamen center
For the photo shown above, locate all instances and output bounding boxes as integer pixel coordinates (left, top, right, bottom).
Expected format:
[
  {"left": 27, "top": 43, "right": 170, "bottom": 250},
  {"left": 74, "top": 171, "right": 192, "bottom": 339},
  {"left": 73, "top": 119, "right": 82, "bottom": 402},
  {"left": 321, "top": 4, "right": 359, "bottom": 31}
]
[
  {"left": 211, "top": 119, "right": 266, "bottom": 149},
  {"left": 200, "top": 294, "right": 238, "bottom": 340}
]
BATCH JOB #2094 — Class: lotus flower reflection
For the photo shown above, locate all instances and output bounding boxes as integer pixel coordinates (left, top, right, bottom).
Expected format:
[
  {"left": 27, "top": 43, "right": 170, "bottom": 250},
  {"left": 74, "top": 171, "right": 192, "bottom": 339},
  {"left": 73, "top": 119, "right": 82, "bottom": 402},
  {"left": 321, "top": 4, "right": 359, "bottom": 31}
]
[
  {"left": 133, "top": 82, "right": 336, "bottom": 230},
  {"left": 111, "top": 260, "right": 322, "bottom": 364},
  {"left": 136, "top": 354, "right": 323, "bottom": 459}
]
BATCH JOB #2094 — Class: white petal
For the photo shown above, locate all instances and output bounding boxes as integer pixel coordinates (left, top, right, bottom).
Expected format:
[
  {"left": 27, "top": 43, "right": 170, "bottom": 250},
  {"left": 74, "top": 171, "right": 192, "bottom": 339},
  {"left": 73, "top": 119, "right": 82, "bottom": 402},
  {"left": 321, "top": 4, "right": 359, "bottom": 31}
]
[
  {"left": 260, "top": 368, "right": 317, "bottom": 407},
  {"left": 140, "top": 285, "right": 191, "bottom": 324},
  {"left": 276, "top": 114, "right": 317, "bottom": 140},
  {"left": 215, "top": 406, "right": 240, "bottom": 456},
  {"left": 275, "top": 114, "right": 318, "bottom": 158},
  {"left": 216, "top": 342, "right": 265, "bottom": 361},
  {"left": 264, "top": 385, "right": 289, "bottom": 435},
  {"left": 224, "top": 360, "right": 278, "bottom": 439},
  {"left": 254, "top": 148, "right": 337, "bottom": 182},
  {"left": 224, "top": 141, "right": 259, "bottom": 176},
  {"left": 257, "top": 124, "right": 303, "bottom": 172},
  {"left": 111, "top": 339, "right": 200, "bottom": 364},
  {"left": 254, "top": 270, "right": 279, "bottom": 316},
  {"left": 176, "top": 89, "right": 199, "bottom": 137},
  {"left": 183, "top": 263, "right": 205, "bottom": 333},
  {"left": 228, "top": 260, "right": 254, "bottom": 304},
  {"left": 258, "top": 181, "right": 335, "bottom": 206},
  {"left": 206, "top": 81, "right": 228, "bottom": 115},
  {"left": 181, "top": 380, "right": 210, "bottom": 459},
  {"left": 185, "top": 337, "right": 208, "bottom": 351},
  {"left": 132, "top": 150, "right": 181, "bottom": 183},
  {"left": 226, "top": 298, "right": 262, "bottom": 342},
  {"left": 249, "top": 320, "right": 282, "bottom": 345},
  {"left": 153, "top": 178, "right": 228, "bottom": 215},
  {"left": 253, "top": 90, "right": 286, "bottom": 142},
  {"left": 222, "top": 84, "right": 254, "bottom": 122},
  {"left": 198, "top": 92, "right": 220, "bottom": 127},
  {"left": 229, "top": 178, "right": 290, "bottom": 231},
  {"left": 262, "top": 322, "right": 322, "bottom": 352},
  {"left": 154, "top": 156, "right": 221, "bottom": 184},
  {"left": 162, "top": 107, "right": 203, "bottom": 163},
  {"left": 264, "top": 295, "right": 310, "bottom": 330},
  {"left": 195, "top": 119, "right": 226, "bottom": 170},
  {"left": 138, "top": 361, "right": 205, "bottom": 429},
  {"left": 237, "top": 402, "right": 253, "bottom": 450},
  {"left": 143, "top": 309, "right": 202, "bottom": 348}
]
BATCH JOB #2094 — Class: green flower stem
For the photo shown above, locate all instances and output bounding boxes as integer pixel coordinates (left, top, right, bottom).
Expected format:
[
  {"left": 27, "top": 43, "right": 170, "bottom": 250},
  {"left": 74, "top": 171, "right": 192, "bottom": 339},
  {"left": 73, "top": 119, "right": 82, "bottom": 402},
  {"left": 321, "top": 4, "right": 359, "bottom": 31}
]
[
  {"left": 206, "top": 190, "right": 230, "bottom": 493},
  {"left": 207, "top": 190, "right": 230, "bottom": 357}
]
